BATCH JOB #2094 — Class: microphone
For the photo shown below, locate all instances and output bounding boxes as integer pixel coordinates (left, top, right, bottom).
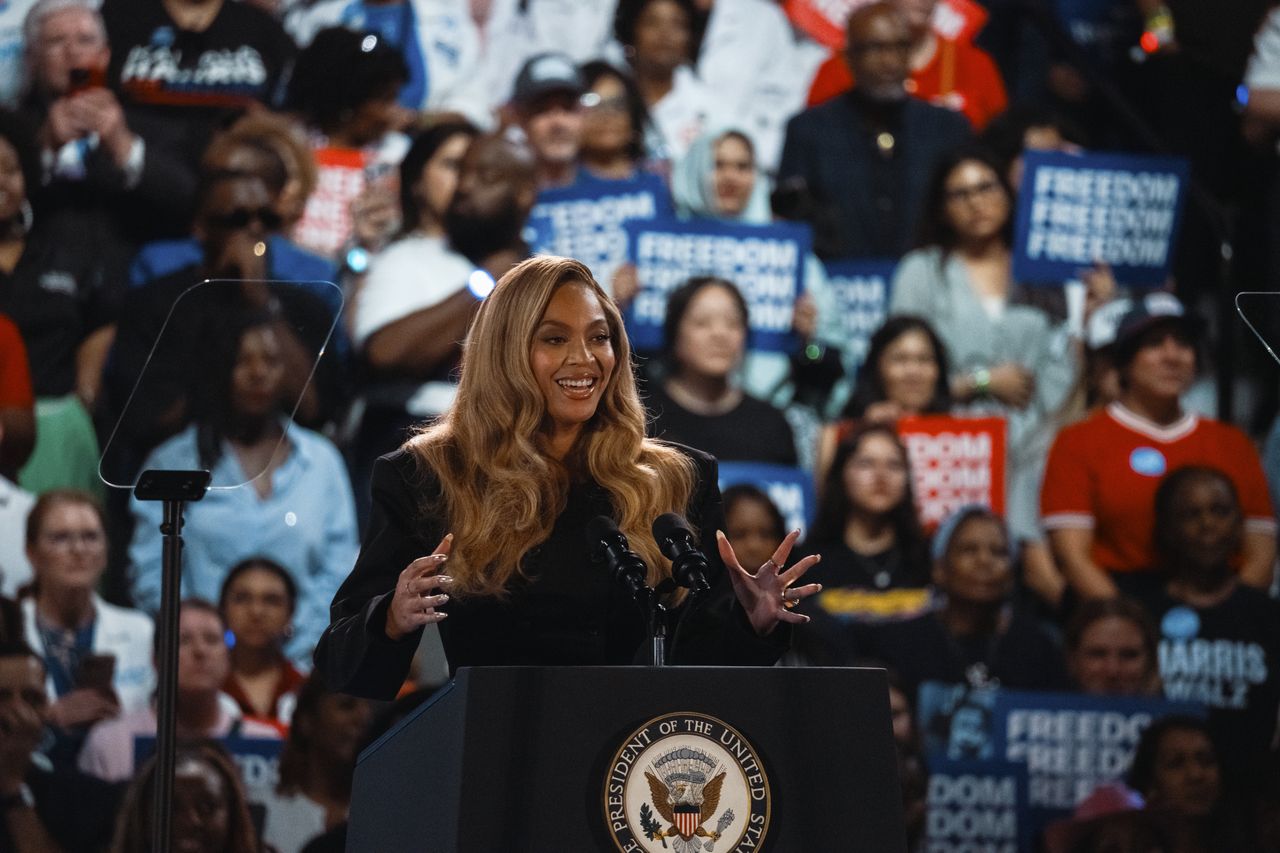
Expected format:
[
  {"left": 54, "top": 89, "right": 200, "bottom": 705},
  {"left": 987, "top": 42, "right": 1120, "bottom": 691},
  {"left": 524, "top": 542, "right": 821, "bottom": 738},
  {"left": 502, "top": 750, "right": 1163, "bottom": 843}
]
[
  {"left": 586, "top": 516, "right": 651, "bottom": 605},
  {"left": 652, "top": 513, "right": 712, "bottom": 596}
]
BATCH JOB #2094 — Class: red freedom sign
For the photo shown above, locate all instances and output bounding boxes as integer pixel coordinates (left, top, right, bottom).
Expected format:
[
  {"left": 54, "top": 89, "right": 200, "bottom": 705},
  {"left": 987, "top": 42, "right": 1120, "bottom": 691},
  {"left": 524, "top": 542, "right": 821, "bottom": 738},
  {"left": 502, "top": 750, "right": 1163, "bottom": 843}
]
[
  {"left": 896, "top": 415, "right": 1006, "bottom": 530},
  {"left": 784, "top": 0, "right": 989, "bottom": 48}
]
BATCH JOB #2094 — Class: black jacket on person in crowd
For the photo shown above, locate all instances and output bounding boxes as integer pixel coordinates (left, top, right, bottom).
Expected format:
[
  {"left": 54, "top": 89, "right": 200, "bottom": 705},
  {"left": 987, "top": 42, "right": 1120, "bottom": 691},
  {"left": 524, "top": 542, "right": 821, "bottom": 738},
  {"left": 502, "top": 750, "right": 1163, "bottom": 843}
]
[
  {"left": 314, "top": 445, "right": 788, "bottom": 700},
  {"left": 778, "top": 91, "right": 972, "bottom": 260}
]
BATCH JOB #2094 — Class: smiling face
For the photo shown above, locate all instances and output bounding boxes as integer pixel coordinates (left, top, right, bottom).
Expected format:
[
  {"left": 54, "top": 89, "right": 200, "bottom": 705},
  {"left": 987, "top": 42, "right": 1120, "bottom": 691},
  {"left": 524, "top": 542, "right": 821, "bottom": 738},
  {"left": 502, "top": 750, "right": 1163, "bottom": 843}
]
[
  {"left": 712, "top": 134, "right": 756, "bottom": 218},
  {"left": 673, "top": 284, "right": 748, "bottom": 381},
  {"left": 529, "top": 281, "right": 617, "bottom": 449},
  {"left": 1070, "top": 616, "right": 1154, "bottom": 696},
  {"left": 879, "top": 328, "right": 940, "bottom": 414},
  {"left": 27, "top": 500, "right": 108, "bottom": 595}
]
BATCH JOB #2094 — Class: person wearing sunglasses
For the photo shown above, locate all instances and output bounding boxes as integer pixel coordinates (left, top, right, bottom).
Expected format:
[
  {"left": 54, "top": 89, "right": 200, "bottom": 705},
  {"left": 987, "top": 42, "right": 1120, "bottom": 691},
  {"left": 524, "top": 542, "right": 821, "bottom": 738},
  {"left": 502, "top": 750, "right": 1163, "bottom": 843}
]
[{"left": 104, "top": 167, "right": 350, "bottom": 478}]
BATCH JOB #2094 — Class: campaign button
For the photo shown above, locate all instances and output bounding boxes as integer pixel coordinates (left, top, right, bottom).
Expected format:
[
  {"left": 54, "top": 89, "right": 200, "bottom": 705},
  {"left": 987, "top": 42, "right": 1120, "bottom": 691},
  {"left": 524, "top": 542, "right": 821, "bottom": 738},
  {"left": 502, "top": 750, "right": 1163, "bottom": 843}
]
[
  {"left": 1129, "top": 447, "right": 1167, "bottom": 477},
  {"left": 1161, "top": 606, "right": 1200, "bottom": 640}
]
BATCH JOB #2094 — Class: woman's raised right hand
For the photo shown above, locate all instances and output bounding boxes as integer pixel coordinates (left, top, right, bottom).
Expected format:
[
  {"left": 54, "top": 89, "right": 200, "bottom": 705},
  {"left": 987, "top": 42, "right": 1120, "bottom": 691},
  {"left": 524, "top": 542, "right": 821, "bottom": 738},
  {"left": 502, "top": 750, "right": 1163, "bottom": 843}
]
[{"left": 385, "top": 534, "right": 454, "bottom": 640}]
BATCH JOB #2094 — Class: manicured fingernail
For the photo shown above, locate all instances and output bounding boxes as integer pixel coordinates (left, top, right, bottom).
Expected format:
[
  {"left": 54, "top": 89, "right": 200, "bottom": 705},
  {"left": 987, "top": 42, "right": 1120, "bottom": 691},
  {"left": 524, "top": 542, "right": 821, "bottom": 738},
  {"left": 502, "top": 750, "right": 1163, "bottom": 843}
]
[
  {"left": 438, "top": 594, "right": 449, "bottom": 603},
  {"left": 438, "top": 575, "right": 453, "bottom": 585},
  {"left": 716, "top": 530, "right": 726, "bottom": 541},
  {"left": 445, "top": 533, "right": 454, "bottom": 542}
]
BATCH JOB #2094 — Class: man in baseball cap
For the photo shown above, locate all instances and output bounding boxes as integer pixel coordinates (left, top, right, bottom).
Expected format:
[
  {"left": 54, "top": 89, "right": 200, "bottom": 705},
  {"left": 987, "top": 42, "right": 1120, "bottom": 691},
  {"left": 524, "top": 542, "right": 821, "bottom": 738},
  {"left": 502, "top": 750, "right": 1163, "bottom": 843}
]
[{"left": 511, "top": 53, "right": 586, "bottom": 189}]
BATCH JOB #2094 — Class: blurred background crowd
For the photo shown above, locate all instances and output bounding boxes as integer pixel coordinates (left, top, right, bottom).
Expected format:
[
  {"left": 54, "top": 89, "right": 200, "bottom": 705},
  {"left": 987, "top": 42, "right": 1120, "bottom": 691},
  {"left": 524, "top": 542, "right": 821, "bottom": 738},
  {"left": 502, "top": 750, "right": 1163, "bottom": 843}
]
[{"left": 3, "top": 0, "right": 1280, "bottom": 849}]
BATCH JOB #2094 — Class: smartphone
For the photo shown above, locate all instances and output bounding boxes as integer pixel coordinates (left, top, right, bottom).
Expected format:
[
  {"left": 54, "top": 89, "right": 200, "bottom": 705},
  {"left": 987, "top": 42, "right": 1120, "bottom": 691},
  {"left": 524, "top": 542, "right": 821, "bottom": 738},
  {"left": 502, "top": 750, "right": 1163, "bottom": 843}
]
[
  {"left": 76, "top": 653, "right": 116, "bottom": 693},
  {"left": 67, "top": 66, "right": 107, "bottom": 95}
]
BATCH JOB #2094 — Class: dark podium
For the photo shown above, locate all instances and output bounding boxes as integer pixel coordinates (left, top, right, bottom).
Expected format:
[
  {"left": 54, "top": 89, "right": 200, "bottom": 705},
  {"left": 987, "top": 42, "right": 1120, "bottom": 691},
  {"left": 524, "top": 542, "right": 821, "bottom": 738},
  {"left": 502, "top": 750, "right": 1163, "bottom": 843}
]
[{"left": 348, "top": 666, "right": 905, "bottom": 851}]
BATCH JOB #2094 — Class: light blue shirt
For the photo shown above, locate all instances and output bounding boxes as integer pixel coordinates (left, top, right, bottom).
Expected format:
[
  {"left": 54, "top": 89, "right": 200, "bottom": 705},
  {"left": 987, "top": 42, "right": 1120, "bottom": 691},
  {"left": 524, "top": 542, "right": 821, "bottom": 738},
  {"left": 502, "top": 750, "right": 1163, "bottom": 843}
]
[{"left": 128, "top": 423, "right": 359, "bottom": 667}]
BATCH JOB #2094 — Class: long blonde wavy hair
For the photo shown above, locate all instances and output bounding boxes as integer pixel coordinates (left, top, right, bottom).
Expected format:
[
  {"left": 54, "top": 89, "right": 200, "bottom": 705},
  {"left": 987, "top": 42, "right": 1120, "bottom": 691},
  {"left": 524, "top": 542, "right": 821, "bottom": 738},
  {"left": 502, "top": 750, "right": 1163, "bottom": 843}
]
[{"left": 404, "top": 256, "right": 697, "bottom": 597}]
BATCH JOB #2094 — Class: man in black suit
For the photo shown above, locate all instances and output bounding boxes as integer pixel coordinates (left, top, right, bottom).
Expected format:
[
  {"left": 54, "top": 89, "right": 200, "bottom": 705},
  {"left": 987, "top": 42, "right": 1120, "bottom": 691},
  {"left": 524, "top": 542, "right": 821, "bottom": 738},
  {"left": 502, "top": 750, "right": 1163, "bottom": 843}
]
[{"left": 778, "top": 2, "right": 972, "bottom": 260}]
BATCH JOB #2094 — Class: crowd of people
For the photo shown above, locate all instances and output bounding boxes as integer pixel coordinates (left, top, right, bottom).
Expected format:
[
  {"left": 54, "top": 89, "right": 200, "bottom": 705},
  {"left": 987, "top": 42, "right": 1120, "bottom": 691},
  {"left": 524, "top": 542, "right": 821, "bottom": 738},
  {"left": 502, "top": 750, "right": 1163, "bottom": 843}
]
[{"left": 2, "top": 0, "right": 1280, "bottom": 849}]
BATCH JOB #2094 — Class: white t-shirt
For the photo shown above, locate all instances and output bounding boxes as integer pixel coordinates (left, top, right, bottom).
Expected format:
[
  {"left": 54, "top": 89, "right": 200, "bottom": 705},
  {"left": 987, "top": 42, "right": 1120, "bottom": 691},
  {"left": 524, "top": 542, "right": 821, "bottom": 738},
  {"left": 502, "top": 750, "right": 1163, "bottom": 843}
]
[
  {"left": 353, "top": 234, "right": 474, "bottom": 347},
  {"left": 649, "top": 65, "right": 724, "bottom": 163},
  {"left": 474, "top": 0, "right": 618, "bottom": 113},
  {"left": 697, "top": 0, "right": 824, "bottom": 171}
]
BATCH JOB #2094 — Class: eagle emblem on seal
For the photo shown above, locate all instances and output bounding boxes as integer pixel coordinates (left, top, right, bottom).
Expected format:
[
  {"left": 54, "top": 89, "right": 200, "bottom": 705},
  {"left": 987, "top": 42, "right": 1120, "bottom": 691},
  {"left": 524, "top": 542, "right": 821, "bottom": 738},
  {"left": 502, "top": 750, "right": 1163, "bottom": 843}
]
[{"left": 640, "top": 747, "right": 736, "bottom": 852}]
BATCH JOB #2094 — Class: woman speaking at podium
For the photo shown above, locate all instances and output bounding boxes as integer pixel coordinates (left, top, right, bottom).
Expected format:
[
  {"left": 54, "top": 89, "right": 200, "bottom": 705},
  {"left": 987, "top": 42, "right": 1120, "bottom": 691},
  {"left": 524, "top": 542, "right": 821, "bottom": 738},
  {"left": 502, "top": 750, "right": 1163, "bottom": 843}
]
[{"left": 315, "top": 257, "right": 820, "bottom": 699}]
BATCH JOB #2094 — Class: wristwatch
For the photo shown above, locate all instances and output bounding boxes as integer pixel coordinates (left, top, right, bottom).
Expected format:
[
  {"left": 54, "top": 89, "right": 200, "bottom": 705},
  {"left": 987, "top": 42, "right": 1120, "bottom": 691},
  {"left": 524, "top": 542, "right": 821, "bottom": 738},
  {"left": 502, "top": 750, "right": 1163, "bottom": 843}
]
[{"left": 0, "top": 784, "right": 34, "bottom": 811}]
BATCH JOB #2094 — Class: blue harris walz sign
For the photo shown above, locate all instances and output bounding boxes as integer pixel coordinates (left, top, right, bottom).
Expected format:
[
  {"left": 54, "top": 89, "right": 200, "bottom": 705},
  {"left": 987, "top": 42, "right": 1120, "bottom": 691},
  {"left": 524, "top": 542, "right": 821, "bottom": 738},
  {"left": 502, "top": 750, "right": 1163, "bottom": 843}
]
[
  {"left": 625, "top": 219, "right": 812, "bottom": 352},
  {"left": 1012, "top": 150, "right": 1190, "bottom": 287},
  {"left": 527, "top": 174, "right": 672, "bottom": 294}
]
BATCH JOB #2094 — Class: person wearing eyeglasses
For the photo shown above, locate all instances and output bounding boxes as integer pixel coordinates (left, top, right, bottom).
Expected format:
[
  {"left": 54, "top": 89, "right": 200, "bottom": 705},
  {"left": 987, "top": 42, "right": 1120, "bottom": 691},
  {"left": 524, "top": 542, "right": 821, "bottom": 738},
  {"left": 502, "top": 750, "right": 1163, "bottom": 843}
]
[
  {"left": 578, "top": 61, "right": 659, "bottom": 182},
  {"left": 888, "top": 143, "right": 1115, "bottom": 610},
  {"left": 18, "top": 489, "right": 154, "bottom": 753}
]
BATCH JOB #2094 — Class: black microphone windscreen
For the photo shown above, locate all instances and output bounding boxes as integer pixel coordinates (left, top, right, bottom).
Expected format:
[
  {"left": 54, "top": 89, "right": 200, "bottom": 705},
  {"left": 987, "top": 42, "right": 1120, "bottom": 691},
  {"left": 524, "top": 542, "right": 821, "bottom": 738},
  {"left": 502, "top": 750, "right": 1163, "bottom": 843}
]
[
  {"left": 586, "top": 515, "right": 622, "bottom": 544},
  {"left": 651, "top": 513, "right": 690, "bottom": 554}
]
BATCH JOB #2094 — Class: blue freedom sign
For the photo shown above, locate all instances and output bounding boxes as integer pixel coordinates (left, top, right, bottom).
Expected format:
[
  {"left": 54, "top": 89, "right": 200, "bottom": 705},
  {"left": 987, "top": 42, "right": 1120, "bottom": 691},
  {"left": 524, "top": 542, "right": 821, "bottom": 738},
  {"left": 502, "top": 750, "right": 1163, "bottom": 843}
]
[
  {"left": 823, "top": 258, "right": 897, "bottom": 375},
  {"left": 527, "top": 174, "right": 672, "bottom": 293},
  {"left": 1012, "top": 150, "right": 1190, "bottom": 287},
  {"left": 625, "top": 219, "right": 812, "bottom": 352},
  {"left": 718, "top": 461, "right": 815, "bottom": 536},
  {"left": 992, "top": 689, "right": 1202, "bottom": 840}
]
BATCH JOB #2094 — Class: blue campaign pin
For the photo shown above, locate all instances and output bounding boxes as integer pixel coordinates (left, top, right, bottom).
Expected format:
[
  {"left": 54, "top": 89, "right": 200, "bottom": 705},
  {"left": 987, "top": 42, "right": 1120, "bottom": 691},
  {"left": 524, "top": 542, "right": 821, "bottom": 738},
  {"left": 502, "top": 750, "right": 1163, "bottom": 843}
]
[
  {"left": 152, "top": 26, "right": 175, "bottom": 47},
  {"left": 1129, "top": 446, "right": 1167, "bottom": 477},
  {"left": 1161, "top": 606, "right": 1200, "bottom": 640}
]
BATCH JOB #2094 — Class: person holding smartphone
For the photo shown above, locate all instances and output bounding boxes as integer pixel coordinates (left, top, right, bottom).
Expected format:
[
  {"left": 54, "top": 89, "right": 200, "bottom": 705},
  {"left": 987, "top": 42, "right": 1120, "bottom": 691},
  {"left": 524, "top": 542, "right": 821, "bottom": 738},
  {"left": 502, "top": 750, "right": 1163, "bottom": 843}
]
[{"left": 18, "top": 490, "right": 154, "bottom": 758}]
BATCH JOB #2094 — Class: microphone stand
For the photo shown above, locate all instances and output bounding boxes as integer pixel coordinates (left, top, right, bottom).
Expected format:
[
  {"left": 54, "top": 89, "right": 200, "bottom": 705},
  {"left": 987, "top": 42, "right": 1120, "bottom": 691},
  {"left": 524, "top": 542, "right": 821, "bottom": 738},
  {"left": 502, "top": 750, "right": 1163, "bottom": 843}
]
[{"left": 134, "top": 469, "right": 211, "bottom": 853}]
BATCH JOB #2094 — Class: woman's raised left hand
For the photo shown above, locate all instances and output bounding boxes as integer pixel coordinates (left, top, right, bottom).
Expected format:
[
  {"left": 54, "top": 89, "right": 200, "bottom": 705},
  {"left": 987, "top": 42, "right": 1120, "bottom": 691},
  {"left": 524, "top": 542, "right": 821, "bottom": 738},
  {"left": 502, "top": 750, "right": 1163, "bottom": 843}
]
[{"left": 716, "top": 529, "right": 821, "bottom": 636}]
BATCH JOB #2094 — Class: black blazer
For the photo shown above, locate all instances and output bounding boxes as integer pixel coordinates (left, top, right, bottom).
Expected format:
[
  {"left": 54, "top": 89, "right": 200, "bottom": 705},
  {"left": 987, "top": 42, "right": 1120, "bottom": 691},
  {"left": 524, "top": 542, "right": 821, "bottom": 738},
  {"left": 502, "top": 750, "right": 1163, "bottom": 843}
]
[
  {"left": 777, "top": 93, "right": 972, "bottom": 259},
  {"left": 314, "top": 444, "right": 787, "bottom": 699}
]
